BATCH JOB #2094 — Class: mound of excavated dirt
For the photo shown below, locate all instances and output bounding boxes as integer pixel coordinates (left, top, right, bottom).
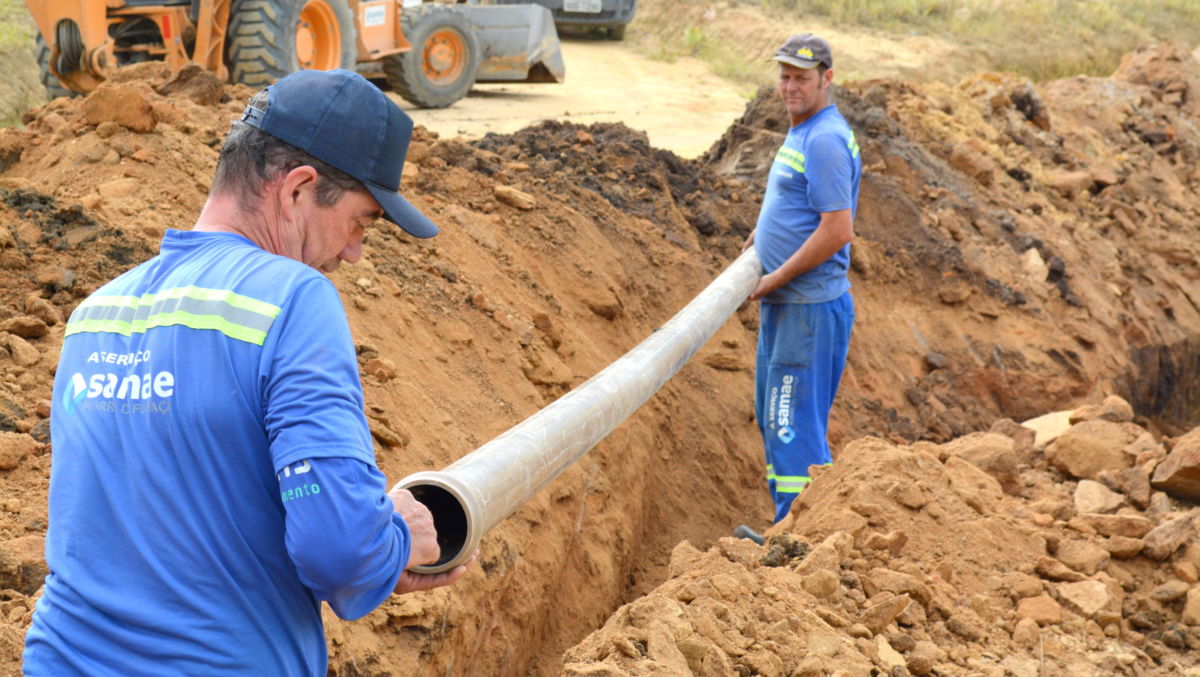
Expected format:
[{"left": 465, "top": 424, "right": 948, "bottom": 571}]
[
  {"left": 564, "top": 400, "right": 1200, "bottom": 676},
  {"left": 708, "top": 42, "right": 1200, "bottom": 448},
  {"left": 0, "top": 43, "right": 1198, "bottom": 677}
]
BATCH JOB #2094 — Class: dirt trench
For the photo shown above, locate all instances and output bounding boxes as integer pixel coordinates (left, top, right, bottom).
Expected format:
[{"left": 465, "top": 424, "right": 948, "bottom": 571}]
[
  {"left": 0, "top": 62, "right": 773, "bottom": 676},
  {"left": 0, "top": 43, "right": 1197, "bottom": 677},
  {"left": 561, "top": 42, "right": 1200, "bottom": 677}
]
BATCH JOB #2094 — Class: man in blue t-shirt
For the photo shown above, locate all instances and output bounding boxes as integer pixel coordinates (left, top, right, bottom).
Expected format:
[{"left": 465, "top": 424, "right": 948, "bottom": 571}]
[
  {"left": 23, "top": 70, "right": 470, "bottom": 676},
  {"left": 739, "top": 34, "right": 862, "bottom": 532}
]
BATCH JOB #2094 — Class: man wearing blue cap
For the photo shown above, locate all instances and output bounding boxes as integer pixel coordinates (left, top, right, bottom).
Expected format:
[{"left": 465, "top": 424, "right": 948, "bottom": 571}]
[
  {"left": 24, "top": 70, "right": 466, "bottom": 675},
  {"left": 739, "top": 34, "right": 861, "bottom": 536}
]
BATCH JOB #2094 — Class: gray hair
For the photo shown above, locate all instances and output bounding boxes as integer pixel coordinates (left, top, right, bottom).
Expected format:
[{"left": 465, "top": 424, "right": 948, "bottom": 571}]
[{"left": 211, "top": 90, "right": 363, "bottom": 212}]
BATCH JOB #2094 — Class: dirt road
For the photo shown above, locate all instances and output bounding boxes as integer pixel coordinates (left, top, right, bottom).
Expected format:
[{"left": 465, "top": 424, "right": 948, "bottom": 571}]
[{"left": 390, "top": 36, "right": 752, "bottom": 159}]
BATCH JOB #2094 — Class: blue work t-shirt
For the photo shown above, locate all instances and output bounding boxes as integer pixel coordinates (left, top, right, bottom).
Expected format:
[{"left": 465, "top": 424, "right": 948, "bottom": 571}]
[
  {"left": 24, "top": 230, "right": 410, "bottom": 676},
  {"left": 754, "top": 104, "right": 862, "bottom": 304}
]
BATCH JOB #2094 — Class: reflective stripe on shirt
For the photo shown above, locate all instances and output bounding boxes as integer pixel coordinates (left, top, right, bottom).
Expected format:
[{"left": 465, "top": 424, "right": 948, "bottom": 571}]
[
  {"left": 66, "top": 286, "right": 281, "bottom": 346},
  {"left": 775, "top": 146, "right": 806, "bottom": 173}
]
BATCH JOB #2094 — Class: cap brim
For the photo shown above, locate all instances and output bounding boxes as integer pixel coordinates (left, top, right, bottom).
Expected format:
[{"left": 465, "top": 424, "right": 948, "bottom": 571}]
[
  {"left": 773, "top": 55, "right": 823, "bottom": 69},
  {"left": 365, "top": 182, "right": 439, "bottom": 238}
]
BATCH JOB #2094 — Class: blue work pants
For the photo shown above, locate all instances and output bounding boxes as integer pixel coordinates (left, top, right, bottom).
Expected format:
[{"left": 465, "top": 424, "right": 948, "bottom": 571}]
[{"left": 754, "top": 293, "right": 854, "bottom": 523}]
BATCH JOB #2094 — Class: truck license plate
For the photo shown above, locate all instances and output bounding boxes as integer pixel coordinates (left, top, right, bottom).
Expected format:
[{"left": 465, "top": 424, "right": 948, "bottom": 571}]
[{"left": 564, "top": 0, "right": 602, "bottom": 13}]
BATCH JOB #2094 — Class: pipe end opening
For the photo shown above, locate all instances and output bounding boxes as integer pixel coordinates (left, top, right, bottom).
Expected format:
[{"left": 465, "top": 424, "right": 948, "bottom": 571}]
[{"left": 408, "top": 483, "right": 469, "bottom": 567}]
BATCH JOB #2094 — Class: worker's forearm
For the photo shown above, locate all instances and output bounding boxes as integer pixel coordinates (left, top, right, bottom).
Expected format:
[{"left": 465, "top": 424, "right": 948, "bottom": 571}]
[
  {"left": 774, "top": 210, "right": 853, "bottom": 283},
  {"left": 280, "top": 456, "right": 410, "bottom": 620},
  {"left": 753, "top": 210, "right": 852, "bottom": 299}
]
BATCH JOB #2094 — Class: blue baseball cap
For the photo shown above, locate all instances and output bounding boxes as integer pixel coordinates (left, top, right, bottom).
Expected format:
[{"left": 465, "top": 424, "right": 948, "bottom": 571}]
[{"left": 241, "top": 69, "right": 438, "bottom": 238}]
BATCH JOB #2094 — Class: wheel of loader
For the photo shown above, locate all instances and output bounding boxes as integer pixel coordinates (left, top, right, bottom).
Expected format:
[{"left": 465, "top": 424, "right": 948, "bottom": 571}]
[
  {"left": 35, "top": 34, "right": 77, "bottom": 100},
  {"left": 383, "top": 6, "right": 480, "bottom": 109},
  {"left": 226, "top": 0, "right": 357, "bottom": 87}
]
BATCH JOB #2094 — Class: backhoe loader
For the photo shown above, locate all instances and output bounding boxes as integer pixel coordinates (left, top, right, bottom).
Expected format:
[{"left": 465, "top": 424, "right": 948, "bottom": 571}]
[{"left": 26, "top": 0, "right": 565, "bottom": 108}]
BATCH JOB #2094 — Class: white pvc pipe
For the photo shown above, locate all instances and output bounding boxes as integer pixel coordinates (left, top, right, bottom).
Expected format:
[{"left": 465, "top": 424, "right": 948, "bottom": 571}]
[{"left": 395, "top": 248, "right": 763, "bottom": 573}]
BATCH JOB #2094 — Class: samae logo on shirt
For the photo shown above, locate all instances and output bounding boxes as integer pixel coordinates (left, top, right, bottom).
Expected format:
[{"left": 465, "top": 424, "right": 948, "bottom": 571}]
[
  {"left": 61, "top": 374, "right": 89, "bottom": 415},
  {"left": 60, "top": 370, "right": 177, "bottom": 416},
  {"left": 60, "top": 350, "right": 177, "bottom": 416}
]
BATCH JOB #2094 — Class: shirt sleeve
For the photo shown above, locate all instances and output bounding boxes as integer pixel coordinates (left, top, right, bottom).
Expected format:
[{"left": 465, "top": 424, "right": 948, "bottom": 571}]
[
  {"left": 259, "top": 276, "right": 376, "bottom": 470},
  {"left": 278, "top": 456, "right": 411, "bottom": 620},
  {"left": 805, "top": 132, "right": 855, "bottom": 214}
]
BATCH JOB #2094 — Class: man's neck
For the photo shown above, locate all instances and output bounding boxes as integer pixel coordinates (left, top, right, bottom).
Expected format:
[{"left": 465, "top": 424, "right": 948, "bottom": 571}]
[
  {"left": 789, "top": 100, "right": 831, "bottom": 128},
  {"left": 194, "top": 192, "right": 281, "bottom": 254}
]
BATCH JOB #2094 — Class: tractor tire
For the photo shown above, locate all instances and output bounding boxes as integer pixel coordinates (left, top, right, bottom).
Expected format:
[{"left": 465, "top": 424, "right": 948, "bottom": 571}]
[
  {"left": 606, "top": 24, "right": 626, "bottom": 41},
  {"left": 227, "top": 0, "right": 357, "bottom": 88},
  {"left": 35, "top": 34, "right": 77, "bottom": 101},
  {"left": 383, "top": 6, "right": 479, "bottom": 109}
]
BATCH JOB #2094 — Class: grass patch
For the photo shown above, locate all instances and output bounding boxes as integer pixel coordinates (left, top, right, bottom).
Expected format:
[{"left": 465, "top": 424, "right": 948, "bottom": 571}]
[
  {"left": 0, "top": 0, "right": 34, "bottom": 50},
  {"left": 683, "top": 27, "right": 769, "bottom": 96},
  {"left": 628, "top": 2, "right": 779, "bottom": 93},
  {"left": 683, "top": 26, "right": 707, "bottom": 55},
  {"left": 0, "top": 0, "right": 40, "bottom": 128},
  {"left": 633, "top": 0, "right": 1200, "bottom": 87},
  {"left": 772, "top": 0, "right": 1200, "bottom": 81},
  {"left": 644, "top": 43, "right": 679, "bottom": 64}
]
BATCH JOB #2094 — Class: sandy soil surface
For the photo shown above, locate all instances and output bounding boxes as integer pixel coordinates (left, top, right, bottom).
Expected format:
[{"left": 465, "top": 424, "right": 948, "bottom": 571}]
[{"left": 391, "top": 36, "right": 753, "bottom": 159}]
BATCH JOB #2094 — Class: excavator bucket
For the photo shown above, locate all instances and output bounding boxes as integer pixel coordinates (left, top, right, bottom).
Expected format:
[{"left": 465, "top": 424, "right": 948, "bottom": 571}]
[{"left": 452, "top": 4, "right": 565, "bottom": 83}]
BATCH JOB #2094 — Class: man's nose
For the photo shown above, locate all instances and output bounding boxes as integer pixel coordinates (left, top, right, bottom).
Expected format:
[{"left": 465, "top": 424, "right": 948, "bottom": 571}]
[{"left": 341, "top": 238, "right": 363, "bottom": 263}]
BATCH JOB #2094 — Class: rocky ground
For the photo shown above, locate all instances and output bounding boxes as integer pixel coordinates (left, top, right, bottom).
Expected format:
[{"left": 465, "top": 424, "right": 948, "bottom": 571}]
[
  {"left": 563, "top": 398, "right": 1200, "bottom": 676},
  {"left": 0, "top": 40, "right": 1195, "bottom": 677}
]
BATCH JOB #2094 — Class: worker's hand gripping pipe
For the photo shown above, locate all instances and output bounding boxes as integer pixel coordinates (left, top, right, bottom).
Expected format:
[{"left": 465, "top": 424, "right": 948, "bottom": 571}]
[{"left": 394, "top": 248, "right": 764, "bottom": 573}]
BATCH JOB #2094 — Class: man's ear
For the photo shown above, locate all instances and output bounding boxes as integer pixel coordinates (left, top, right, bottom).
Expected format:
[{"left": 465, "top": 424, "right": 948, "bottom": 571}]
[
  {"left": 278, "top": 165, "right": 319, "bottom": 222},
  {"left": 823, "top": 68, "right": 834, "bottom": 88}
]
